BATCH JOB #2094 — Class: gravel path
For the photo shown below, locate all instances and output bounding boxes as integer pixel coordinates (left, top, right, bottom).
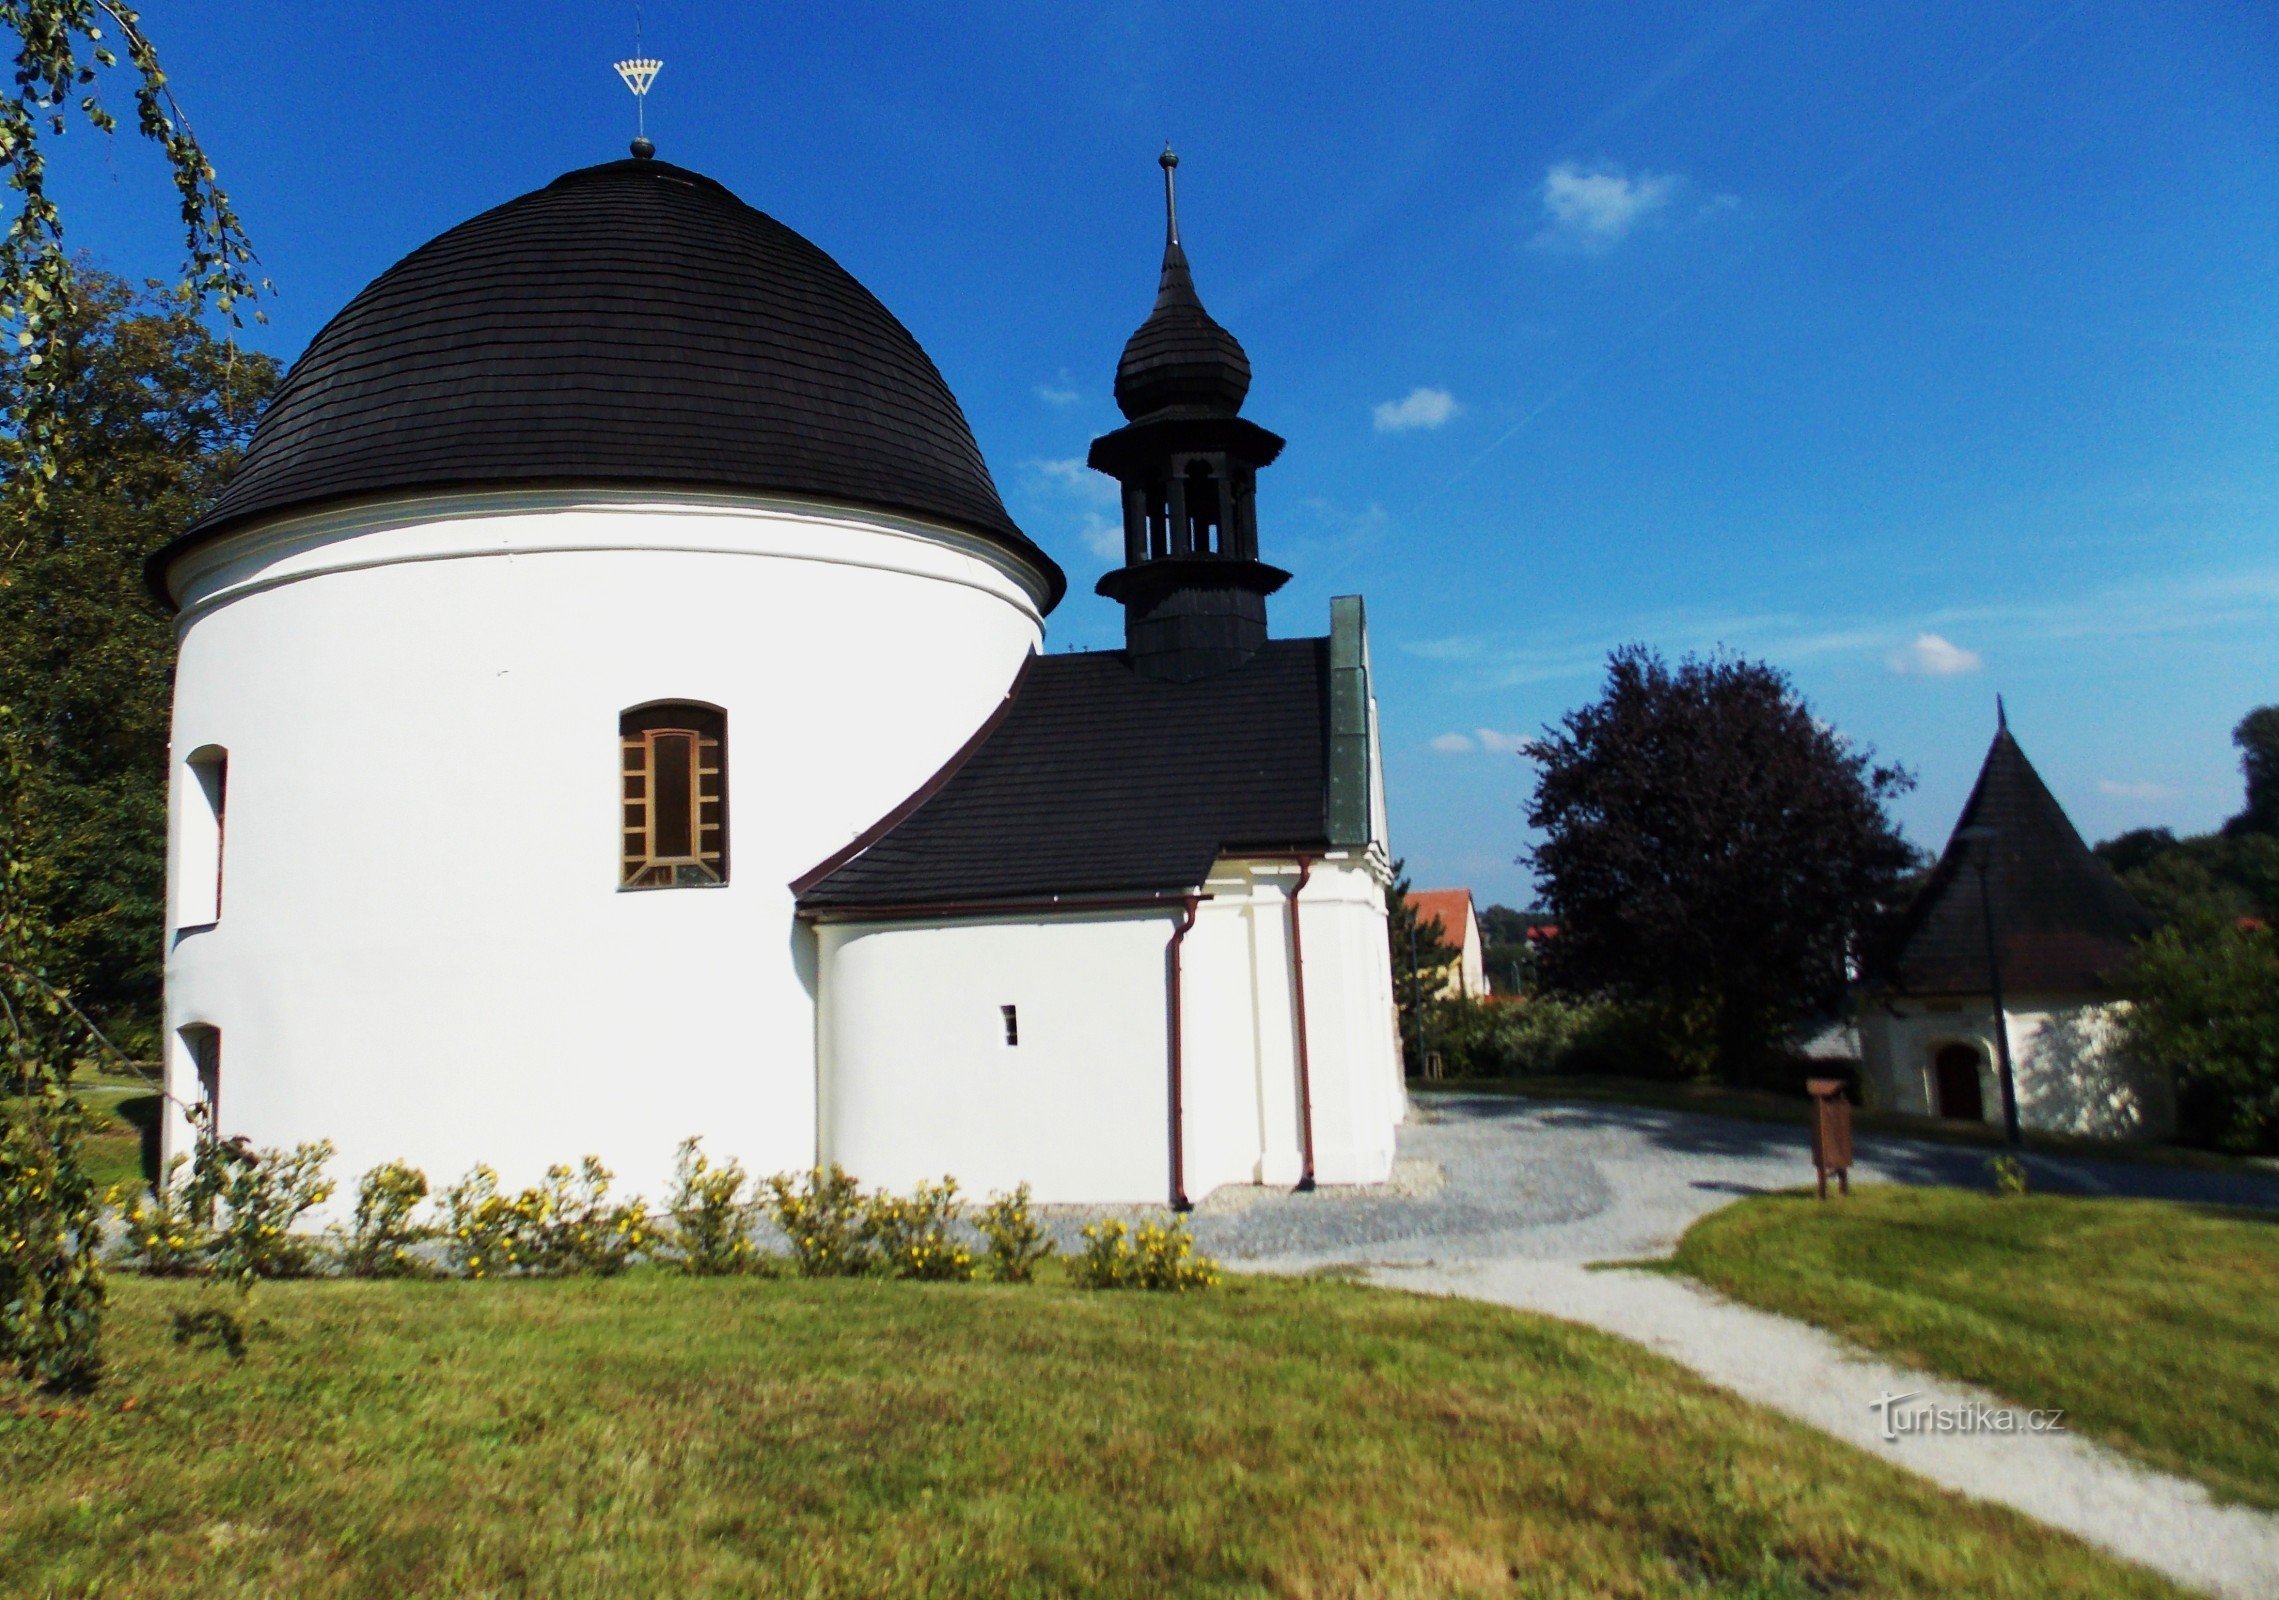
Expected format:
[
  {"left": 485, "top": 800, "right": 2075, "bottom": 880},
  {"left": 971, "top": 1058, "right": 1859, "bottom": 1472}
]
[{"left": 1100, "top": 1093, "right": 2279, "bottom": 1599}]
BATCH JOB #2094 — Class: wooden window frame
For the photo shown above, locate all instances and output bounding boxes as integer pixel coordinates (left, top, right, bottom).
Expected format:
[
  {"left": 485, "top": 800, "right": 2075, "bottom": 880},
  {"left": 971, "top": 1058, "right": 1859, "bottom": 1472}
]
[{"left": 620, "top": 704, "right": 728, "bottom": 889}]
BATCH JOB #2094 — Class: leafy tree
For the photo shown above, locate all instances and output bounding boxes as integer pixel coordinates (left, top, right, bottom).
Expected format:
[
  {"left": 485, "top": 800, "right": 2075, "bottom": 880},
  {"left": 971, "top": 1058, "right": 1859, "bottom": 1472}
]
[
  {"left": 2120, "top": 916, "right": 2279, "bottom": 1153},
  {"left": 1524, "top": 647, "right": 1916, "bottom": 1081},
  {"left": 2226, "top": 706, "right": 2279, "bottom": 838},
  {"left": 1384, "top": 862, "right": 1456, "bottom": 1074},
  {"left": 0, "top": 268, "right": 276, "bottom": 1048},
  {"left": 0, "top": 707, "right": 104, "bottom": 1390},
  {"left": 1, "top": 0, "right": 264, "bottom": 481}
]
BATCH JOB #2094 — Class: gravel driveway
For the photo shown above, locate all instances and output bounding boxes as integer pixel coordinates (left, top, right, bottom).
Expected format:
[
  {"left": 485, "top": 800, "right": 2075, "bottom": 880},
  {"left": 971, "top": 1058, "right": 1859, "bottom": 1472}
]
[{"left": 1170, "top": 1091, "right": 2279, "bottom": 1267}]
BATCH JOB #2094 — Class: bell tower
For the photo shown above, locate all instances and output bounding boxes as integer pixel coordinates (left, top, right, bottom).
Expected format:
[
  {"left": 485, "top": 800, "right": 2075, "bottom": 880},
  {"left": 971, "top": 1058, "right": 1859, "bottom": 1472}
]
[{"left": 1087, "top": 149, "right": 1290, "bottom": 682}]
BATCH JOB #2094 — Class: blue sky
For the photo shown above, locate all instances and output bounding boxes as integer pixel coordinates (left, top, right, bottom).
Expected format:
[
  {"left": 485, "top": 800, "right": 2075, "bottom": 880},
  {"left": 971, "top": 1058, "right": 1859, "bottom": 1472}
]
[{"left": 55, "top": 1, "right": 2279, "bottom": 907}]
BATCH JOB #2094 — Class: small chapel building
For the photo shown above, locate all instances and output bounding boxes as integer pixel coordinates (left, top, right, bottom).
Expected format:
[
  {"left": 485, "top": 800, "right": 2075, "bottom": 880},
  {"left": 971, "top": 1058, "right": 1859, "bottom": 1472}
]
[
  {"left": 1859, "top": 713, "right": 2167, "bottom": 1141},
  {"left": 148, "top": 146, "right": 1406, "bottom": 1207}
]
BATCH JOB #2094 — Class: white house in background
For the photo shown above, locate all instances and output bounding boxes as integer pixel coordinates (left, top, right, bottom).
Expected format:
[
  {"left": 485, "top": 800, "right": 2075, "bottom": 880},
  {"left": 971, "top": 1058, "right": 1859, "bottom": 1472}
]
[
  {"left": 147, "top": 145, "right": 1405, "bottom": 1209},
  {"left": 1859, "top": 712, "right": 2168, "bottom": 1141},
  {"left": 1408, "top": 888, "right": 1489, "bottom": 998}
]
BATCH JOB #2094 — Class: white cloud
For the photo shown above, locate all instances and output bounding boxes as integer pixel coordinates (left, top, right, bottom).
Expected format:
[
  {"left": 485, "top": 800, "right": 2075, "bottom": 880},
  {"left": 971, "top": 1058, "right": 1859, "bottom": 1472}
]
[
  {"left": 1034, "top": 380, "right": 1082, "bottom": 407},
  {"left": 1022, "top": 457, "right": 1123, "bottom": 560},
  {"left": 1475, "top": 728, "right": 1529, "bottom": 755},
  {"left": 1028, "top": 457, "right": 1117, "bottom": 504},
  {"left": 2098, "top": 779, "right": 2180, "bottom": 802},
  {"left": 1373, "top": 387, "right": 1462, "bottom": 433},
  {"left": 1533, "top": 162, "right": 1678, "bottom": 252},
  {"left": 1430, "top": 733, "right": 1477, "bottom": 754},
  {"left": 1886, "top": 633, "right": 1983, "bottom": 677}
]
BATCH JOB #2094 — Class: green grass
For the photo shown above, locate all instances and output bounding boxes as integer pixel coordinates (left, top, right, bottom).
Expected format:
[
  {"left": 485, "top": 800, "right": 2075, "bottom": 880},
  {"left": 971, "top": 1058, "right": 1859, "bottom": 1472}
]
[
  {"left": 1420, "top": 1074, "right": 2279, "bottom": 1176},
  {"left": 0, "top": 1275, "right": 2185, "bottom": 1598},
  {"left": 69, "top": 1082, "right": 159, "bottom": 1194},
  {"left": 1671, "top": 1187, "right": 2279, "bottom": 1510}
]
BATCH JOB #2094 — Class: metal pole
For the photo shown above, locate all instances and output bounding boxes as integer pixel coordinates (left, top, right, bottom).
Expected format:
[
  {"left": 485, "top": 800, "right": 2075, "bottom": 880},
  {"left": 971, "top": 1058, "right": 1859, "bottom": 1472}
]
[{"left": 1974, "top": 856, "right": 2023, "bottom": 1148}]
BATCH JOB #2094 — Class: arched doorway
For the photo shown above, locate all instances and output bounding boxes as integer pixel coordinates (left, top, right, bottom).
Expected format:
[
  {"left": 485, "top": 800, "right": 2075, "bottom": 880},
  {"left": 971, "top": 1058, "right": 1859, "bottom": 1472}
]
[{"left": 1932, "top": 1043, "right": 1985, "bottom": 1123}]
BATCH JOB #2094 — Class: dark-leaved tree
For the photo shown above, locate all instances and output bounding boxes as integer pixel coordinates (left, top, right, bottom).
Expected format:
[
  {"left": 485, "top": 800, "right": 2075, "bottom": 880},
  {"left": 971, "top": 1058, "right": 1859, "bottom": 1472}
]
[
  {"left": 1384, "top": 863, "right": 1457, "bottom": 1074},
  {"left": 1524, "top": 647, "right": 1916, "bottom": 1081},
  {"left": 2226, "top": 706, "right": 2279, "bottom": 839},
  {"left": 0, "top": 268, "right": 278, "bottom": 1050}
]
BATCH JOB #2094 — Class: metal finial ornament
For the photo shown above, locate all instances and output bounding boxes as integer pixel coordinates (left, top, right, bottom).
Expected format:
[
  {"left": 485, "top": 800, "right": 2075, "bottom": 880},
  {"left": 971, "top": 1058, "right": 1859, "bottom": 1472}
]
[
  {"left": 1160, "top": 144, "right": 1180, "bottom": 245},
  {"left": 615, "top": 56, "right": 662, "bottom": 157}
]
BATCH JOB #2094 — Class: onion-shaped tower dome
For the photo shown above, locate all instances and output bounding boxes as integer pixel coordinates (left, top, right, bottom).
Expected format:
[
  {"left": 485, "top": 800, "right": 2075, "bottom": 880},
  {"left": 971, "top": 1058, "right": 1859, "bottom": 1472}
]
[
  {"left": 151, "top": 155, "right": 1065, "bottom": 607},
  {"left": 1111, "top": 151, "right": 1252, "bottom": 421}
]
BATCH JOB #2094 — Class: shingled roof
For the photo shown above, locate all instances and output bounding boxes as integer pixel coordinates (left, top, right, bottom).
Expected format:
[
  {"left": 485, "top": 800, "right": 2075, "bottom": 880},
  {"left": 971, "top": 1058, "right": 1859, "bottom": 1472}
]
[
  {"left": 795, "top": 640, "right": 1334, "bottom": 912},
  {"left": 150, "top": 157, "right": 1063, "bottom": 607},
  {"left": 1870, "top": 720, "right": 2153, "bottom": 996}
]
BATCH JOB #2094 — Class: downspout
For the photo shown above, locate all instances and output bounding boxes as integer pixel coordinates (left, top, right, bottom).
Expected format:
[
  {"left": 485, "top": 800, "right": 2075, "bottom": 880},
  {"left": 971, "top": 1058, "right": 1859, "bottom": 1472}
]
[
  {"left": 1167, "top": 894, "right": 1201, "bottom": 1212},
  {"left": 1286, "top": 857, "right": 1319, "bottom": 1191}
]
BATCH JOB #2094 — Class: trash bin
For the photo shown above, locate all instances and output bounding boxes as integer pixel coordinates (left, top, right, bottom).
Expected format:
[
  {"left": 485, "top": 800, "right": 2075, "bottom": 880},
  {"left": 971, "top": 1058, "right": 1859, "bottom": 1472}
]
[{"left": 1807, "top": 1078, "right": 1852, "bottom": 1199}]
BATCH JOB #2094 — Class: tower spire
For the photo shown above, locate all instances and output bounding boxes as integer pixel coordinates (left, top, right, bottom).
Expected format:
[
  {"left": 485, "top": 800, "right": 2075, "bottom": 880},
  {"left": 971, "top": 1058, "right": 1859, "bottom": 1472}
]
[
  {"left": 1161, "top": 144, "right": 1180, "bottom": 247},
  {"left": 1088, "top": 149, "right": 1289, "bottom": 682},
  {"left": 614, "top": 6, "right": 662, "bottom": 160}
]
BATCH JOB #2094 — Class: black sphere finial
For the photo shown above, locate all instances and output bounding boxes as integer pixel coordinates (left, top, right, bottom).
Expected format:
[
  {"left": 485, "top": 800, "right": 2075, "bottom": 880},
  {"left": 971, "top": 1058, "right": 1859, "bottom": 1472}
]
[
  {"left": 630, "top": 135, "right": 656, "bottom": 160},
  {"left": 1159, "top": 144, "right": 1178, "bottom": 172}
]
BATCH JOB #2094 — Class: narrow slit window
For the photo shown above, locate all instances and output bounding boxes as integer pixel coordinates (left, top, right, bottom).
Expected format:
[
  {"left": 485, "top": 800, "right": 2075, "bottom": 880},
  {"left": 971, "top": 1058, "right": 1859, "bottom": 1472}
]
[
  {"left": 1001, "top": 1004, "right": 1019, "bottom": 1047},
  {"left": 179, "top": 746, "right": 227, "bottom": 928},
  {"left": 621, "top": 704, "right": 727, "bottom": 888},
  {"left": 182, "top": 1024, "right": 221, "bottom": 1136}
]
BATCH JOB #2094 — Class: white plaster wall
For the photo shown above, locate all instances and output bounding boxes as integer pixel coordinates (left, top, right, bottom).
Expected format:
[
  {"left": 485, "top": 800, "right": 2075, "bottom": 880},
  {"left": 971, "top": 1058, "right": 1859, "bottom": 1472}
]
[
  {"left": 1296, "top": 857, "right": 1404, "bottom": 1184},
  {"left": 811, "top": 853, "right": 1403, "bottom": 1206},
  {"left": 157, "top": 488, "right": 1049, "bottom": 1206},
  {"left": 816, "top": 911, "right": 1178, "bottom": 1203},
  {"left": 1859, "top": 994, "right": 2174, "bottom": 1142}
]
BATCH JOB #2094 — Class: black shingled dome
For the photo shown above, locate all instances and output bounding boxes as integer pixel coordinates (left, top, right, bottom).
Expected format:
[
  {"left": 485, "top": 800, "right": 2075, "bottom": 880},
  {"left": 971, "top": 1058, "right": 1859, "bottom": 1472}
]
[{"left": 151, "top": 159, "right": 1064, "bottom": 606}]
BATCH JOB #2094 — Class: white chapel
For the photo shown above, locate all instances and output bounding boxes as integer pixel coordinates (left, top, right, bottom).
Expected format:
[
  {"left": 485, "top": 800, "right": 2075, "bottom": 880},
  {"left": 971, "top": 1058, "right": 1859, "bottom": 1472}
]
[{"left": 148, "top": 144, "right": 1407, "bottom": 1208}]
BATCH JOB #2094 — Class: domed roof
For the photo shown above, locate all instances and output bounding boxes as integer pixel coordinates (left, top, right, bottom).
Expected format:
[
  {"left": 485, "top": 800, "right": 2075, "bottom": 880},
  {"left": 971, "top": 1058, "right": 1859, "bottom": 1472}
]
[
  {"left": 154, "top": 157, "right": 1064, "bottom": 606},
  {"left": 1112, "top": 236, "right": 1251, "bottom": 421}
]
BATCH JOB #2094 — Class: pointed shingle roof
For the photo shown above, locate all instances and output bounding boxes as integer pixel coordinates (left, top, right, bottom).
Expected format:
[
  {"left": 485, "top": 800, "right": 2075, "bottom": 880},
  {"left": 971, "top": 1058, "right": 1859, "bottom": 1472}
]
[{"left": 1871, "top": 719, "right": 2153, "bottom": 996}]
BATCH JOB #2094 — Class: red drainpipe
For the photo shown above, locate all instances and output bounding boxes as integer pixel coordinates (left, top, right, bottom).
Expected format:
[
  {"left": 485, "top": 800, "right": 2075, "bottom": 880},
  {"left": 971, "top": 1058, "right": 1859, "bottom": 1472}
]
[{"left": 1167, "top": 894, "right": 1201, "bottom": 1211}]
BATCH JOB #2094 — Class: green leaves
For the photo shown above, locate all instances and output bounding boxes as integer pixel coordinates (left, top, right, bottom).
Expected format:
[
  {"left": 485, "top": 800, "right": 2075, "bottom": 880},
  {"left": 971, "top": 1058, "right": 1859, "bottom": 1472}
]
[{"left": 0, "top": 0, "right": 267, "bottom": 495}]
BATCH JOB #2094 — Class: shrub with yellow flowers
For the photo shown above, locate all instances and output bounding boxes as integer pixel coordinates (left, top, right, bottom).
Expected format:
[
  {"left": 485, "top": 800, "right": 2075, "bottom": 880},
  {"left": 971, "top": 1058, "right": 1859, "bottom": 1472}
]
[
  {"left": 864, "top": 1176, "right": 973, "bottom": 1282},
  {"left": 761, "top": 1164, "right": 875, "bottom": 1278},
  {"left": 976, "top": 1183, "right": 1054, "bottom": 1284},
  {"left": 338, "top": 1160, "right": 433, "bottom": 1278},
  {"left": 663, "top": 1137, "right": 763, "bottom": 1276},
  {"left": 1072, "top": 1215, "right": 1217, "bottom": 1291}
]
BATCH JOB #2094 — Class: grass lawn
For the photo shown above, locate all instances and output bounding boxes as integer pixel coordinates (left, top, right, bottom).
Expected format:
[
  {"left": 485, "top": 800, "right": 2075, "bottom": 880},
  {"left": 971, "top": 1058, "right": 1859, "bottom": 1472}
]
[
  {"left": 0, "top": 1276, "right": 2188, "bottom": 1598},
  {"left": 67, "top": 1080, "right": 160, "bottom": 1194},
  {"left": 1671, "top": 1186, "right": 2279, "bottom": 1511}
]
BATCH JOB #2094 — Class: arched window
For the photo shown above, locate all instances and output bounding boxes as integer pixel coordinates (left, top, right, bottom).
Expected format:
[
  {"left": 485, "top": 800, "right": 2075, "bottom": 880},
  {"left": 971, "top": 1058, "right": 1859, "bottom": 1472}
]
[{"left": 621, "top": 704, "right": 727, "bottom": 888}]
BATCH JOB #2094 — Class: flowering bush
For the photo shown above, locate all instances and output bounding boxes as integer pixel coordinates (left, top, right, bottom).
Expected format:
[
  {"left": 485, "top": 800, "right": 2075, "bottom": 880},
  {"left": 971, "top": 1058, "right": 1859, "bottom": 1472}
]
[
  {"left": 440, "top": 1165, "right": 530, "bottom": 1279},
  {"left": 205, "top": 1139, "right": 336, "bottom": 1285},
  {"left": 2, "top": 1090, "right": 105, "bottom": 1389},
  {"left": 525, "top": 1157, "right": 656, "bottom": 1276},
  {"left": 338, "top": 1160, "right": 432, "bottom": 1278},
  {"left": 440, "top": 1159, "right": 654, "bottom": 1278},
  {"left": 865, "top": 1177, "right": 972, "bottom": 1281},
  {"left": 762, "top": 1165, "right": 873, "bottom": 1277},
  {"left": 1072, "top": 1216, "right": 1217, "bottom": 1291},
  {"left": 108, "top": 1152, "right": 217, "bottom": 1277},
  {"left": 976, "top": 1183, "right": 1054, "bottom": 1283},
  {"left": 664, "top": 1138, "right": 760, "bottom": 1276}
]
